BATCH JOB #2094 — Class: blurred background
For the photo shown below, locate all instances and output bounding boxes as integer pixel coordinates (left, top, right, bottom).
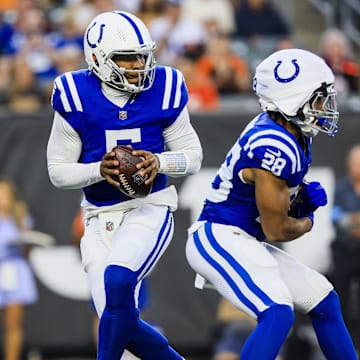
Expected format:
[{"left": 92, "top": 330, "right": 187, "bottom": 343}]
[{"left": 0, "top": 0, "right": 360, "bottom": 359}]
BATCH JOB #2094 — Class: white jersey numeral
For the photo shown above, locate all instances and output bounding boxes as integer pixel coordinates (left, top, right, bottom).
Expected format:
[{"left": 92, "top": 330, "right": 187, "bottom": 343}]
[
  {"left": 261, "top": 151, "right": 287, "bottom": 176},
  {"left": 105, "top": 129, "right": 141, "bottom": 151}
]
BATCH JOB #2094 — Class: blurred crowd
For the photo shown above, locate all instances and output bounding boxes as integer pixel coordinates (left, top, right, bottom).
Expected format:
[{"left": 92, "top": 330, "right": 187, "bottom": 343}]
[
  {"left": 1, "top": 2, "right": 360, "bottom": 360},
  {"left": 0, "top": 0, "right": 359, "bottom": 113}
]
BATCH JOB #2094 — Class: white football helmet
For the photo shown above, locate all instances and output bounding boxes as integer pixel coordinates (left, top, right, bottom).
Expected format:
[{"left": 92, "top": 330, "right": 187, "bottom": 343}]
[
  {"left": 253, "top": 48, "right": 339, "bottom": 137},
  {"left": 84, "top": 11, "right": 156, "bottom": 93}
]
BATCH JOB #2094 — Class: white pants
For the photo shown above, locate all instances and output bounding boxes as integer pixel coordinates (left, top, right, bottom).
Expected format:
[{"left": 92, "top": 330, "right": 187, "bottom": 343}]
[
  {"left": 186, "top": 221, "right": 333, "bottom": 319},
  {"left": 80, "top": 204, "right": 174, "bottom": 359}
]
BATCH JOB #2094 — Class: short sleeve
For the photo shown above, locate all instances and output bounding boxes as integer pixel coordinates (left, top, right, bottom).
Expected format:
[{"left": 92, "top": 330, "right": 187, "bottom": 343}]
[{"left": 240, "top": 130, "right": 302, "bottom": 181}]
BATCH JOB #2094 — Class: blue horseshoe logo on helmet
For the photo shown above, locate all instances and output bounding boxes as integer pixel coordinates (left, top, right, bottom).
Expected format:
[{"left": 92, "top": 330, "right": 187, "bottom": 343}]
[
  {"left": 274, "top": 59, "right": 300, "bottom": 83},
  {"left": 86, "top": 22, "right": 105, "bottom": 49}
]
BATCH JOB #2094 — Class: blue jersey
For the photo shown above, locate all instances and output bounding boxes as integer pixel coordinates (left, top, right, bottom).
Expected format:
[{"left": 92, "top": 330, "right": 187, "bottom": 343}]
[
  {"left": 51, "top": 67, "right": 188, "bottom": 206},
  {"left": 199, "top": 112, "right": 311, "bottom": 241}
]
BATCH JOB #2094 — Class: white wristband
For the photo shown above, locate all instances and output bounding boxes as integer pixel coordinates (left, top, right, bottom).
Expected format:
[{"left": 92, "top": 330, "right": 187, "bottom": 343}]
[{"left": 156, "top": 152, "right": 187, "bottom": 175}]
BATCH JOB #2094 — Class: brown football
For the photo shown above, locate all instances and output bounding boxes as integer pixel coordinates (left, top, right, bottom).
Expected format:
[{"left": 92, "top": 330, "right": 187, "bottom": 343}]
[{"left": 112, "top": 145, "right": 152, "bottom": 198}]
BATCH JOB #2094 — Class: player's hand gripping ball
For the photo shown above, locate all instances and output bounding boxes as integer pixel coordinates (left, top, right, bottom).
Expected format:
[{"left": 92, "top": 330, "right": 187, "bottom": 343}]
[
  {"left": 288, "top": 181, "right": 327, "bottom": 225},
  {"left": 112, "top": 145, "right": 152, "bottom": 198}
]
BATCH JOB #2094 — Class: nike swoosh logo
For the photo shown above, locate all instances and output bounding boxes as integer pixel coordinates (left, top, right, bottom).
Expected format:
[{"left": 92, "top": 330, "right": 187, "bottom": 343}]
[{"left": 266, "top": 148, "right": 282, "bottom": 157}]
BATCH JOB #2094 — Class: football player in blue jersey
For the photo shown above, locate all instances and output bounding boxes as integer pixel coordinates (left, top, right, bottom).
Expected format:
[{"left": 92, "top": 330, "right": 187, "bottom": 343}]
[
  {"left": 186, "top": 48, "right": 358, "bottom": 360},
  {"left": 46, "top": 11, "right": 202, "bottom": 360}
]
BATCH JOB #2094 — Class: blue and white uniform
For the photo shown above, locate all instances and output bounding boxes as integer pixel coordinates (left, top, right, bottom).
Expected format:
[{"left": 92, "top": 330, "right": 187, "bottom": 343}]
[
  {"left": 186, "top": 47, "right": 357, "bottom": 360},
  {"left": 186, "top": 112, "right": 333, "bottom": 318},
  {"left": 51, "top": 66, "right": 189, "bottom": 204},
  {"left": 47, "top": 64, "right": 202, "bottom": 315},
  {"left": 199, "top": 112, "right": 311, "bottom": 240},
  {"left": 47, "top": 9, "right": 203, "bottom": 360}
]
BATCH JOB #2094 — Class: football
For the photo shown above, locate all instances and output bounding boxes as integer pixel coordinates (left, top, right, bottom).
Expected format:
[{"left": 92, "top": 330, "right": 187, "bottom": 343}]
[{"left": 112, "top": 145, "right": 152, "bottom": 198}]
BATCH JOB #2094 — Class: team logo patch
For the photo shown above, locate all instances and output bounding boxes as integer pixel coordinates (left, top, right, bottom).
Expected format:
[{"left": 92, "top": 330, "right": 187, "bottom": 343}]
[
  {"left": 105, "top": 221, "right": 114, "bottom": 231},
  {"left": 274, "top": 59, "right": 300, "bottom": 83},
  {"left": 132, "top": 172, "right": 146, "bottom": 186},
  {"left": 119, "top": 111, "right": 127, "bottom": 120}
]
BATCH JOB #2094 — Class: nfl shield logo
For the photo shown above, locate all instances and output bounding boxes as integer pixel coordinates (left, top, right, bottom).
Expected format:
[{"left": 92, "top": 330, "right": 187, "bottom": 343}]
[
  {"left": 105, "top": 221, "right": 114, "bottom": 232},
  {"left": 119, "top": 111, "right": 127, "bottom": 120}
]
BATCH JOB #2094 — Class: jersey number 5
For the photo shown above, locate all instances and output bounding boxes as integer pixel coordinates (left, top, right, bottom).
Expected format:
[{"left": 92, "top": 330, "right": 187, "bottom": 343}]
[{"left": 105, "top": 129, "right": 141, "bottom": 152}]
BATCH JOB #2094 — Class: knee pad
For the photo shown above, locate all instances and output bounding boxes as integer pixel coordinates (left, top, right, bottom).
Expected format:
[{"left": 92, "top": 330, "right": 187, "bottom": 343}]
[{"left": 104, "top": 265, "right": 137, "bottom": 309}]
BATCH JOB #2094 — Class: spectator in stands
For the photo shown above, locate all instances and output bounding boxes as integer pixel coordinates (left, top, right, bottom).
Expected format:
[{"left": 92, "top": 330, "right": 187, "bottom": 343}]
[
  {"left": 231, "top": 0, "right": 291, "bottom": 73},
  {"left": 116, "top": 0, "right": 142, "bottom": 13},
  {"left": 60, "top": 0, "right": 118, "bottom": 38},
  {"left": 149, "top": 0, "right": 207, "bottom": 65},
  {"left": 331, "top": 144, "right": 360, "bottom": 352},
  {"left": 174, "top": 55, "right": 220, "bottom": 112},
  {"left": 2, "top": 3, "right": 48, "bottom": 56},
  {"left": 0, "top": 15, "right": 14, "bottom": 56},
  {"left": 16, "top": 26, "right": 58, "bottom": 97},
  {"left": 275, "top": 37, "right": 297, "bottom": 51},
  {"left": 182, "top": 0, "right": 235, "bottom": 38},
  {"left": 196, "top": 33, "right": 251, "bottom": 94},
  {"left": 0, "top": 0, "right": 39, "bottom": 55},
  {"left": 54, "top": 44, "right": 84, "bottom": 74},
  {"left": 0, "top": 178, "right": 38, "bottom": 360},
  {"left": 48, "top": 9, "right": 84, "bottom": 53},
  {"left": 2, "top": 5, "right": 58, "bottom": 96},
  {"left": 6, "top": 57, "right": 46, "bottom": 112},
  {"left": 136, "top": 0, "right": 165, "bottom": 28},
  {"left": 0, "top": 56, "right": 13, "bottom": 106},
  {"left": 231, "top": 0, "right": 291, "bottom": 41},
  {"left": 319, "top": 28, "right": 359, "bottom": 98}
]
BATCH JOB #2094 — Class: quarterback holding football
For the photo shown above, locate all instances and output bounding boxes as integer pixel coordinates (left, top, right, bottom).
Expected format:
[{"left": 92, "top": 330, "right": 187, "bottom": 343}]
[
  {"left": 186, "top": 48, "right": 358, "bottom": 359},
  {"left": 47, "top": 11, "right": 202, "bottom": 360}
]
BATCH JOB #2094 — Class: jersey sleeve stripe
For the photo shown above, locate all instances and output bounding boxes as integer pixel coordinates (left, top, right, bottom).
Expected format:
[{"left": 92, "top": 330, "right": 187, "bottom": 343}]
[
  {"left": 162, "top": 66, "right": 173, "bottom": 110},
  {"left": 173, "top": 69, "right": 182, "bottom": 109},
  {"left": 54, "top": 77, "right": 71, "bottom": 112},
  {"left": 243, "top": 129, "right": 301, "bottom": 172},
  {"left": 65, "top": 72, "right": 83, "bottom": 112},
  {"left": 246, "top": 138, "right": 298, "bottom": 174}
]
